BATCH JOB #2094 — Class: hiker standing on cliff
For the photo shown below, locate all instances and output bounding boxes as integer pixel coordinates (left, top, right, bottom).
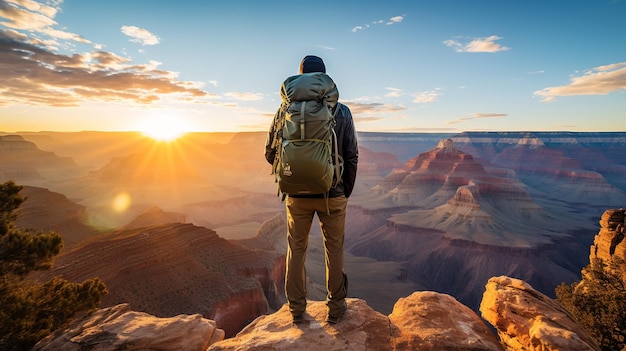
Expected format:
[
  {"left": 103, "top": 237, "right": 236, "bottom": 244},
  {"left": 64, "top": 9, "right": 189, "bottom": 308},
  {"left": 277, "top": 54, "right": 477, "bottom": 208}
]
[{"left": 264, "top": 55, "right": 359, "bottom": 324}]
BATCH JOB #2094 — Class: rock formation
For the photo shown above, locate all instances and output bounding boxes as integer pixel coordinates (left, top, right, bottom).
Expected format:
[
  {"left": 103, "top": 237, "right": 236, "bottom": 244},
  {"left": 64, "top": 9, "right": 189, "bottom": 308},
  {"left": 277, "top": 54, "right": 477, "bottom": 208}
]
[
  {"left": 29, "top": 223, "right": 285, "bottom": 337},
  {"left": 451, "top": 131, "right": 626, "bottom": 206},
  {"left": 480, "top": 276, "right": 600, "bottom": 351},
  {"left": 30, "top": 279, "right": 602, "bottom": 350},
  {"left": 122, "top": 205, "right": 186, "bottom": 229},
  {"left": 16, "top": 186, "right": 99, "bottom": 249},
  {"left": 590, "top": 208, "right": 626, "bottom": 261},
  {"left": 208, "top": 293, "right": 503, "bottom": 351},
  {"left": 32, "top": 303, "right": 225, "bottom": 351},
  {"left": 0, "top": 134, "right": 79, "bottom": 187},
  {"left": 347, "top": 138, "right": 592, "bottom": 311}
]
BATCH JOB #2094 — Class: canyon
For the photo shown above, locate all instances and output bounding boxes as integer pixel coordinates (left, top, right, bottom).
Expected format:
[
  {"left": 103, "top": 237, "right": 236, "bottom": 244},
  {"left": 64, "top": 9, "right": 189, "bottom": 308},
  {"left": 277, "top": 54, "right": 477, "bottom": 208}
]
[{"left": 2, "top": 130, "right": 625, "bottom": 337}]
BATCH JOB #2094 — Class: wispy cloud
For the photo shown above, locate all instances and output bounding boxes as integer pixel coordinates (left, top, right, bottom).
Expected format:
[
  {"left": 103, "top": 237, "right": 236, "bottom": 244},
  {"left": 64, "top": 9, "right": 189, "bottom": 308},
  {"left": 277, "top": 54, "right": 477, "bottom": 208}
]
[
  {"left": 447, "top": 113, "right": 507, "bottom": 125},
  {"left": 533, "top": 62, "right": 626, "bottom": 102},
  {"left": 224, "top": 92, "right": 263, "bottom": 101},
  {"left": 443, "top": 35, "right": 510, "bottom": 53},
  {"left": 413, "top": 89, "right": 442, "bottom": 103},
  {"left": 387, "top": 15, "right": 404, "bottom": 25},
  {"left": 317, "top": 44, "right": 335, "bottom": 50},
  {"left": 352, "top": 14, "right": 405, "bottom": 32},
  {"left": 385, "top": 87, "right": 403, "bottom": 98},
  {"left": 121, "top": 25, "right": 160, "bottom": 46},
  {"left": 343, "top": 101, "right": 407, "bottom": 115},
  {"left": 0, "top": 29, "right": 206, "bottom": 106},
  {"left": 0, "top": 0, "right": 89, "bottom": 45}
]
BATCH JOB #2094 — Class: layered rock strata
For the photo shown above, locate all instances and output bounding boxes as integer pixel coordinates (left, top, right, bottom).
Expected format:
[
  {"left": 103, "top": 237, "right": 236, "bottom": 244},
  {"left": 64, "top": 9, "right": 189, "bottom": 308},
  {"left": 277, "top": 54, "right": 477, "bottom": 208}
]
[
  {"left": 590, "top": 208, "right": 626, "bottom": 261},
  {"left": 29, "top": 223, "right": 284, "bottom": 337},
  {"left": 33, "top": 303, "right": 225, "bottom": 351},
  {"left": 480, "top": 276, "right": 600, "bottom": 351}
]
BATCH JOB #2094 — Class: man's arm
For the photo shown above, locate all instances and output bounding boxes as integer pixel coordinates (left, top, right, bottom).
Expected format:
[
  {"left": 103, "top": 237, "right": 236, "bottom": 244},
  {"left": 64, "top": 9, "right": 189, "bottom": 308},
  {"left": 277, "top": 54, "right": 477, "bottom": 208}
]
[
  {"left": 264, "top": 108, "right": 282, "bottom": 165},
  {"left": 339, "top": 104, "right": 358, "bottom": 198}
]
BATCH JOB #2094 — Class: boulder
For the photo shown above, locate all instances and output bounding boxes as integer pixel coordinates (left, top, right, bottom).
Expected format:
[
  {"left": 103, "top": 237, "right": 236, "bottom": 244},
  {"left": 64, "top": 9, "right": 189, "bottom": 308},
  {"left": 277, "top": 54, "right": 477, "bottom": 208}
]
[
  {"left": 208, "top": 298, "right": 391, "bottom": 351},
  {"left": 389, "top": 291, "right": 503, "bottom": 350},
  {"left": 480, "top": 276, "right": 600, "bottom": 351},
  {"left": 209, "top": 292, "right": 502, "bottom": 351},
  {"left": 33, "top": 303, "right": 225, "bottom": 351}
]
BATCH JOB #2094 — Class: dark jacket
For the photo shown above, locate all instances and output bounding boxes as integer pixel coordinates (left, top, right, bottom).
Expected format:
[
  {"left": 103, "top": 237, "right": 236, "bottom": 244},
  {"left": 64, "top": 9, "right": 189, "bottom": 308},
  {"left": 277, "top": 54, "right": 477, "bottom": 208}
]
[{"left": 265, "top": 102, "right": 358, "bottom": 198}]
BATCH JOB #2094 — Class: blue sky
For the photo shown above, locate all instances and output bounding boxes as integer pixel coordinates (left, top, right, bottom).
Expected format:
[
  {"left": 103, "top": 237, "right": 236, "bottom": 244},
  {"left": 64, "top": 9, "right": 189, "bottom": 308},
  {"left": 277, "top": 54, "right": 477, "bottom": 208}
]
[{"left": 1, "top": 0, "right": 625, "bottom": 134}]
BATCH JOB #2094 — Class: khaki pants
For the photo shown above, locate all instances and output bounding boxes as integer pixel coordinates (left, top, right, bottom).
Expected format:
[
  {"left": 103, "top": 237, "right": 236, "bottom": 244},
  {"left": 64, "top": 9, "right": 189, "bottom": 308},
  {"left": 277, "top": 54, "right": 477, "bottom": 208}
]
[{"left": 285, "top": 196, "right": 348, "bottom": 317}]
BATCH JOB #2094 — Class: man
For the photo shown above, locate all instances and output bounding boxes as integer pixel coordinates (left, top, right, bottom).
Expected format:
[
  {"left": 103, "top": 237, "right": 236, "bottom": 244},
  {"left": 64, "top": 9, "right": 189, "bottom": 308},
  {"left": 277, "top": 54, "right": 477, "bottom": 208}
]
[{"left": 264, "top": 55, "right": 358, "bottom": 324}]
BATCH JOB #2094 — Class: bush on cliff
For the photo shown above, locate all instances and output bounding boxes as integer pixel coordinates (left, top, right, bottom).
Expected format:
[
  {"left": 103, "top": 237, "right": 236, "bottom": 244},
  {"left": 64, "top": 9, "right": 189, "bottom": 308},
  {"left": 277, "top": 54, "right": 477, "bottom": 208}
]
[
  {"left": 556, "top": 257, "right": 626, "bottom": 351},
  {"left": 0, "top": 181, "right": 108, "bottom": 351}
]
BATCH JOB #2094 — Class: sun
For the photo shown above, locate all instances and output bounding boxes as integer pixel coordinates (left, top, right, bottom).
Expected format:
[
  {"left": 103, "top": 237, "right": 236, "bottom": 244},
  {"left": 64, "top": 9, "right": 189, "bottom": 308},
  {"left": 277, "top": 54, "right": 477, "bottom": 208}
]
[{"left": 138, "top": 113, "right": 189, "bottom": 142}]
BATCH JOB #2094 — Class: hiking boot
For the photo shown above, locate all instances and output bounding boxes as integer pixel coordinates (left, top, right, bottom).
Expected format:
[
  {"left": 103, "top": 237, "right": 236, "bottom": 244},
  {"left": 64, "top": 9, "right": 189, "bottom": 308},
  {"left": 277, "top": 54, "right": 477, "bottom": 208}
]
[
  {"left": 326, "top": 302, "right": 347, "bottom": 324},
  {"left": 292, "top": 313, "right": 305, "bottom": 324}
]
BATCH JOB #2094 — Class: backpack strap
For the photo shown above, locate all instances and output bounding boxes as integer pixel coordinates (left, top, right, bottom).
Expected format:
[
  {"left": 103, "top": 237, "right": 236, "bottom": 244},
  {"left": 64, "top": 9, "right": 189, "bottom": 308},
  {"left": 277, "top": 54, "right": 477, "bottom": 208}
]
[
  {"left": 331, "top": 106, "right": 344, "bottom": 188},
  {"left": 300, "top": 101, "right": 306, "bottom": 139},
  {"left": 271, "top": 104, "right": 288, "bottom": 200}
]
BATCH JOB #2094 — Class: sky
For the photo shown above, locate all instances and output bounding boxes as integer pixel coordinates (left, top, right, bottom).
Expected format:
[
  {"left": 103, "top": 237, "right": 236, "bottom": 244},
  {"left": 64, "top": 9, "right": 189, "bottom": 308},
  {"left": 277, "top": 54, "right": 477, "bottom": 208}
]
[{"left": 1, "top": 0, "right": 625, "bottom": 135}]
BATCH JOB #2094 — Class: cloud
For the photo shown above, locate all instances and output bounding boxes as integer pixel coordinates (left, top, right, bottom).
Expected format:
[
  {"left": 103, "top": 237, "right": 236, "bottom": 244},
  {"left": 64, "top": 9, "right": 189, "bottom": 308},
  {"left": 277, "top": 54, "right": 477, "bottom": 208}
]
[
  {"left": 444, "top": 35, "right": 510, "bottom": 53},
  {"left": 413, "top": 89, "right": 442, "bottom": 103},
  {"left": 317, "top": 44, "right": 335, "bottom": 50},
  {"left": 351, "top": 25, "right": 364, "bottom": 32},
  {"left": 387, "top": 15, "right": 404, "bottom": 25},
  {"left": 354, "top": 116, "right": 384, "bottom": 123},
  {"left": 224, "top": 92, "right": 263, "bottom": 101},
  {"left": 342, "top": 101, "right": 407, "bottom": 115},
  {"left": 121, "top": 25, "right": 160, "bottom": 45},
  {"left": 0, "top": 29, "right": 206, "bottom": 107},
  {"left": 533, "top": 62, "right": 626, "bottom": 102},
  {"left": 446, "top": 113, "right": 507, "bottom": 125},
  {"left": 385, "top": 87, "right": 403, "bottom": 98},
  {"left": 352, "top": 15, "right": 404, "bottom": 32},
  {"left": 0, "top": 0, "right": 89, "bottom": 44}
]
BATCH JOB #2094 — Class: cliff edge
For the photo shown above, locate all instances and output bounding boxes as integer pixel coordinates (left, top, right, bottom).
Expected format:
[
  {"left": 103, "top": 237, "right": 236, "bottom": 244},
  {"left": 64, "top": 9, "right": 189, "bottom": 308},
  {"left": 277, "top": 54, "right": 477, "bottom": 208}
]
[{"left": 35, "top": 276, "right": 599, "bottom": 351}]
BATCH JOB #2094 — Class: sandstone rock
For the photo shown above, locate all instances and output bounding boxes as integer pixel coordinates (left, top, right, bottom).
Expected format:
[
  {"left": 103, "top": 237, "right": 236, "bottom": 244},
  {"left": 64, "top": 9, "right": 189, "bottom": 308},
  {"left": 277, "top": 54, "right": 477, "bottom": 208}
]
[
  {"left": 590, "top": 208, "right": 626, "bottom": 262},
  {"left": 208, "top": 299, "right": 392, "bottom": 351},
  {"left": 389, "top": 291, "right": 503, "bottom": 350},
  {"left": 480, "top": 276, "right": 600, "bottom": 351},
  {"left": 209, "top": 292, "right": 502, "bottom": 351},
  {"left": 33, "top": 303, "right": 225, "bottom": 351}
]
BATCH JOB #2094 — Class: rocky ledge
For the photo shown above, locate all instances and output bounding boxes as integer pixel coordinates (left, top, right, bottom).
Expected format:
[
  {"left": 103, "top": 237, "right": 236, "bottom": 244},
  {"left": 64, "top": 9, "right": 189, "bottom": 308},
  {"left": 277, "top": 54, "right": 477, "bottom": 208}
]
[{"left": 34, "top": 276, "right": 599, "bottom": 351}]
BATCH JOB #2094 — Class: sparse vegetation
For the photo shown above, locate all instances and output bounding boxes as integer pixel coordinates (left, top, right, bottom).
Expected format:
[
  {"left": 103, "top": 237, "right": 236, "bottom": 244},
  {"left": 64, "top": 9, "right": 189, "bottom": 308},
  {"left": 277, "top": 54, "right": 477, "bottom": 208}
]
[
  {"left": 556, "top": 257, "right": 626, "bottom": 351},
  {"left": 0, "top": 181, "right": 108, "bottom": 351}
]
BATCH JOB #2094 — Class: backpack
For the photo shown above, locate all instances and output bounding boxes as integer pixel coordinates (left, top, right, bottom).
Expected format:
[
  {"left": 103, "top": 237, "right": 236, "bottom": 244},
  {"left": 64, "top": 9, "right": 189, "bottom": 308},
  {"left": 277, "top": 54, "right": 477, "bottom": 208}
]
[{"left": 271, "top": 72, "right": 343, "bottom": 196}]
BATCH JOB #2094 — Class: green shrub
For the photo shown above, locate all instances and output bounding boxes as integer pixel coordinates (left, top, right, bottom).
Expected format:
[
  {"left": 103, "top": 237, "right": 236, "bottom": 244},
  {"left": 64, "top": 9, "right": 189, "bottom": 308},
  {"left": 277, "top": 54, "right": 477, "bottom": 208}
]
[
  {"left": 556, "top": 257, "right": 626, "bottom": 351},
  {"left": 0, "top": 181, "right": 108, "bottom": 351}
]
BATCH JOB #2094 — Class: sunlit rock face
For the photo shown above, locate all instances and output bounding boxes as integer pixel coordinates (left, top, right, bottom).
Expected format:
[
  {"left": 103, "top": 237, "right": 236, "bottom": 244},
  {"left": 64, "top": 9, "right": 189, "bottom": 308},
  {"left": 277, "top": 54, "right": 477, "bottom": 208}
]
[
  {"left": 32, "top": 277, "right": 601, "bottom": 351},
  {"left": 32, "top": 303, "right": 225, "bottom": 351},
  {"left": 29, "top": 223, "right": 285, "bottom": 337},
  {"left": 389, "top": 292, "right": 503, "bottom": 351},
  {"left": 480, "top": 276, "right": 600, "bottom": 351},
  {"left": 208, "top": 294, "right": 502, "bottom": 351},
  {"left": 590, "top": 208, "right": 626, "bottom": 262},
  {"left": 16, "top": 186, "right": 99, "bottom": 250},
  {"left": 450, "top": 131, "right": 626, "bottom": 206}
]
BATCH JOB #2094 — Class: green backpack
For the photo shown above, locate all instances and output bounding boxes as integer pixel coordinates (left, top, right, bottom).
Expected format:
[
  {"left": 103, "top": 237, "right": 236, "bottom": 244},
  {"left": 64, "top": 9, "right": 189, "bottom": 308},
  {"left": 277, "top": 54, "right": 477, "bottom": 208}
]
[{"left": 271, "top": 72, "right": 342, "bottom": 196}]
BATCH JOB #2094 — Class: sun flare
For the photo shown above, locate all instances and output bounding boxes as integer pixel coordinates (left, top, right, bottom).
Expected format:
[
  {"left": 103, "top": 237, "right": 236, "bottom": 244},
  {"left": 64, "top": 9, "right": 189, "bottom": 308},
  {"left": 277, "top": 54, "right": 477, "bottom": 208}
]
[{"left": 138, "top": 113, "right": 190, "bottom": 142}]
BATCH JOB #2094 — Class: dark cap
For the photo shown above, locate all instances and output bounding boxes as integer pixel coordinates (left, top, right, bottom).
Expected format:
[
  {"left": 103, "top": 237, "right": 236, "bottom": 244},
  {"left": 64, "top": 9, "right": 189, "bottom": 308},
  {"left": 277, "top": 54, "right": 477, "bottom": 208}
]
[{"left": 299, "top": 55, "right": 326, "bottom": 74}]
